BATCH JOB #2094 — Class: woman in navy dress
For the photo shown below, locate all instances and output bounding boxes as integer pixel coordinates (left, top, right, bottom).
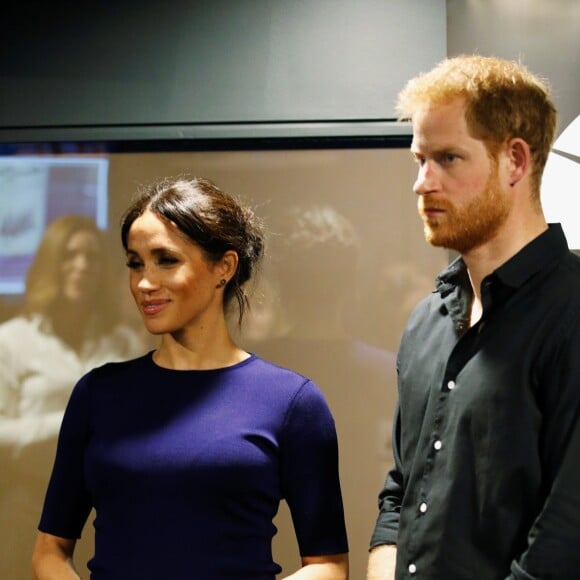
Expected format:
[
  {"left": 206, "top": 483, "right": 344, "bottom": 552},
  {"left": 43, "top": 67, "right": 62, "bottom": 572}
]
[{"left": 32, "top": 177, "right": 348, "bottom": 579}]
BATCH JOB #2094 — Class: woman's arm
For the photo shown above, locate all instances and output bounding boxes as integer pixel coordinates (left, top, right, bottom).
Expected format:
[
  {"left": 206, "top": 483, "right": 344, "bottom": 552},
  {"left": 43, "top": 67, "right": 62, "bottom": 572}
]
[
  {"left": 32, "top": 532, "right": 79, "bottom": 580},
  {"left": 283, "top": 553, "right": 348, "bottom": 579},
  {"left": 278, "top": 381, "right": 349, "bottom": 578}
]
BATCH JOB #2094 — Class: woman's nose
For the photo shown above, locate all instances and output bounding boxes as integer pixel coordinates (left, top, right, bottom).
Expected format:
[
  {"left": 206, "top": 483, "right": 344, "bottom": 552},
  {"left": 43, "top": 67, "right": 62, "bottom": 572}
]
[
  {"left": 137, "top": 276, "right": 158, "bottom": 291},
  {"left": 70, "top": 252, "right": 91, "bottom": 272},
  {"left": 135, "top": 268, "right": 160, "bottom": 292}
]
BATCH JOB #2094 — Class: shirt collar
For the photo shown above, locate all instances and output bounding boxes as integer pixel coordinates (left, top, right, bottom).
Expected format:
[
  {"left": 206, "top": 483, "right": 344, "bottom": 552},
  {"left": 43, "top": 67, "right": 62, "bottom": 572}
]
[
  {"left": 435, "top": 256, "right": 468, "bottom": 297},
  {"left": 494, "top": 223, "right": 569, "bottom": 289},
  {"left": 435, "top": 223, "right": 569, "bottom": 295}
]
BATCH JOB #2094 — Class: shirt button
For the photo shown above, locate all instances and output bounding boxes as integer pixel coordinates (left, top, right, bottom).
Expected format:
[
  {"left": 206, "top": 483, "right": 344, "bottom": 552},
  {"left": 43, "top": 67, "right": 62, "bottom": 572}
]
[
  {"left": 409, "top": 563, "right": 417, "bottom": 574},
  {"left": 419, "top": 502, "right": 428, "bottom": 513},
  {"left": 434, "top": 440, "right": 442, "bottom": 451},
  {"left": 447, "top": 380, "right": 455, "bottom": 390}
]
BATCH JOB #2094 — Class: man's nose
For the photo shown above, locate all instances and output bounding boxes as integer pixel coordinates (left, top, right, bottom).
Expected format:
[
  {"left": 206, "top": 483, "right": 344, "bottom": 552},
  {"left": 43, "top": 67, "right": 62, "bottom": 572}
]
[{"left": 413, "top": 161, "right": 440, "bottom": 196}]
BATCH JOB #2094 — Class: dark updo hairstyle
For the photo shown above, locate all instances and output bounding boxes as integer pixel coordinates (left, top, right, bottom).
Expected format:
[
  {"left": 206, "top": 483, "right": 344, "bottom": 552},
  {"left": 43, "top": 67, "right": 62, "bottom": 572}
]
[{"left": 121, "top": 177, "right": 264, "bottom": 323}]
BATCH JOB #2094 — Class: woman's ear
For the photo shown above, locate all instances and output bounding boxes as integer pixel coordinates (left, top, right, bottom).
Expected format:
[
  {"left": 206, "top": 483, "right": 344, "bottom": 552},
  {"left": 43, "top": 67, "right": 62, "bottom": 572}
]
[
  {"left": 217, "top": 250, "right": 239, "bottom": 283},
  {"left": 506, "top": 137, "right": 531, "bottom": 187}
]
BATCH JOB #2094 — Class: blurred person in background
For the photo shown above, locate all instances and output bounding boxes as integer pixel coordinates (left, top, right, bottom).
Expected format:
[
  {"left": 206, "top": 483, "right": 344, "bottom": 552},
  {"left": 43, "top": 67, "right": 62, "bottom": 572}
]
[
  {"left": 255, "top": 203, "right": 396, "bottom": 579},
  {"left": 0, "top": 214, "right": 141, "bottom": 579}
]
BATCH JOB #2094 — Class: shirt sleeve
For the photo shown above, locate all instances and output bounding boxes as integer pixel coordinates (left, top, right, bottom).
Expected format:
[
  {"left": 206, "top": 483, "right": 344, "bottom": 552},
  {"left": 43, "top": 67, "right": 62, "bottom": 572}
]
[
  {"left": 38, "top": 372, "right": 94, "bottom": 539},
  {"left": 369, "top": 401, "right": 402, "bottom": 549},
  {"left": 0, "top": 326, "right": 64, "bottom": 472},
  {"left": 509, "top": 322, "right": 580, "bottom": 578},
  {"left": 279, "top": 380, "right": 349, "bottom": 557}
]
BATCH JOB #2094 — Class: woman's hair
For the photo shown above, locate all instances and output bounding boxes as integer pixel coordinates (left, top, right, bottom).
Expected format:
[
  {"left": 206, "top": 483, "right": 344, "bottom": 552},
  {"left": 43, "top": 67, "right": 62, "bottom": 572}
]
[
  {"left": 396, "top": 54, "right": 558, "bottom": 196},
  {"left": 121, "top": 177, "right": 264, "bottom": 323},
  {"left": 25, "top": 214, "right": 119, "bottom": 334}
]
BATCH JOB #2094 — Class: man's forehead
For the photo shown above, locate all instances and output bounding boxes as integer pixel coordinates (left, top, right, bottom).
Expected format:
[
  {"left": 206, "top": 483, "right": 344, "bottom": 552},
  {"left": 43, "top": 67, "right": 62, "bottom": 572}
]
[{"left": 410, "top": 102, "right": 472, "bottom": 150}]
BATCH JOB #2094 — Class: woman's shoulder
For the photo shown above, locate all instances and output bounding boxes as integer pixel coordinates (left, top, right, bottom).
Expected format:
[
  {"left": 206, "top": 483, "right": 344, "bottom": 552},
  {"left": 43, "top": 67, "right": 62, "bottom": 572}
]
[
  {"left": 67, "top": 353, "right": 154, "bottom": 407},
  {"left": 0, "top": 315, "right": 47, "bottom": 352},
  {"left": 245, "top": 354, "right": 328, "bottom": 408},
  {"left": 81, "top": 351, "right": 153, "bottom": 382},
  {"left": 0, "top": 314, "right": 39, "bottom": 334},
  {"left": 247, "top": 354, "right": 312, "bottom": 388}
]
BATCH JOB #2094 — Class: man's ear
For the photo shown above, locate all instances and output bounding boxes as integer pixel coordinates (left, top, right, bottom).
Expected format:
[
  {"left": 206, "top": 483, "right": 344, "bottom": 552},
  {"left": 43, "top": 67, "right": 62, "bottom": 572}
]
[{"left": 506, "top": 137, "right": 531, "bottom": 187}]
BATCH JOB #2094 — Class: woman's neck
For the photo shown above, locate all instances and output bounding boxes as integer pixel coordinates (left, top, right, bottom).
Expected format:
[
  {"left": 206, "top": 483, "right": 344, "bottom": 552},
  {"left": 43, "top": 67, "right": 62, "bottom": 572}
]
[{"left": 154, "top": 319, "right": 249, "bottom": 370}]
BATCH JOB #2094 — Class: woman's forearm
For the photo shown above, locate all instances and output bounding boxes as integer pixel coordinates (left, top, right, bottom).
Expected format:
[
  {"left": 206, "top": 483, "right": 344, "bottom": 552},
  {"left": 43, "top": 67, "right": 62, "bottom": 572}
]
[
  {"left": 283, "top": 553, "right": 348, "bottom": 579},
  {"left": 32, "top": 532, "right": 79, "bottom": 580}
]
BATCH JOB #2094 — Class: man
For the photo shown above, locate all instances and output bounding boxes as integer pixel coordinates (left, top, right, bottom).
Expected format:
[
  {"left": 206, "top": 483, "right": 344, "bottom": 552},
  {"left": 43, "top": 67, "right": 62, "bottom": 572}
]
[{"left": 367, "top": 55, "right": 580, "bottom": 579}]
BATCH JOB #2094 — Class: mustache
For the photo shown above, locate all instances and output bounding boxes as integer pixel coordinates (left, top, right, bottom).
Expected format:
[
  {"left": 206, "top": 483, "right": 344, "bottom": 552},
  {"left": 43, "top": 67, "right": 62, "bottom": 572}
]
[{"left": 418, "top": 198, "right": 453, "bottom": 213}]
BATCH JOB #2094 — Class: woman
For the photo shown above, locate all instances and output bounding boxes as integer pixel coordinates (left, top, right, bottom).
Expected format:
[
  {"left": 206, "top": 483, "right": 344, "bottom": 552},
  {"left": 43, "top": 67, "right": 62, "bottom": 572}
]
[
  {"left": 32, "top": 177, "right": 349, "bottom": 579},
  {"left": 0, "top": 215, "right": 141, "bottom": 580}
]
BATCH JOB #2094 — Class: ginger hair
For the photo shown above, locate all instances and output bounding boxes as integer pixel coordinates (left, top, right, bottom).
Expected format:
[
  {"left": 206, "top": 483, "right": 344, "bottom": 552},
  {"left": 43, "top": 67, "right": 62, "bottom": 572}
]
[{"left": 397, "top": 55, "right": 558, "bottom": 197}]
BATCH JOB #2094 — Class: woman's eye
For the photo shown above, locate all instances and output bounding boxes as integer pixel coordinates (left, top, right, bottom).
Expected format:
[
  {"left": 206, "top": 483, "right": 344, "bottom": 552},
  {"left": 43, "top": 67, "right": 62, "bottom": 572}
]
[
  {"left": 125, "top": 260, "right": 142, "bottom": 270},
  {"left": 158, "top": 256, "right": 179, "bottom": 266}
]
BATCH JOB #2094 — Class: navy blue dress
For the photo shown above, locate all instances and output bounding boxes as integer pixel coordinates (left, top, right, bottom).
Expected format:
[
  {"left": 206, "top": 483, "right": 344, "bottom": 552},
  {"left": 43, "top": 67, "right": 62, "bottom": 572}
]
[{"left": 38, "top": 353, "right": 348, "bottom": 579}]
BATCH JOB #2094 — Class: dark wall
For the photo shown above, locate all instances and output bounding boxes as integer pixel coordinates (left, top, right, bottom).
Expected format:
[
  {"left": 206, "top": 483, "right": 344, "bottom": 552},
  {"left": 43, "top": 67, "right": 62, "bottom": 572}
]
[
  {"left": 0, "top": 0, "right": 446, "bottom": 140},
  {"left": 447, "top": 0, "right": 580, "bottom": 134}
]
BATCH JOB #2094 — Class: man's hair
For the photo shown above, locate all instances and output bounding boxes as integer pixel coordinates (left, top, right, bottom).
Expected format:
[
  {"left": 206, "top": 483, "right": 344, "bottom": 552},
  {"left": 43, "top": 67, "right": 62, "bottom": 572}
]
[{"left": 397, "top": 55, "right": 558, "bottom": 196}]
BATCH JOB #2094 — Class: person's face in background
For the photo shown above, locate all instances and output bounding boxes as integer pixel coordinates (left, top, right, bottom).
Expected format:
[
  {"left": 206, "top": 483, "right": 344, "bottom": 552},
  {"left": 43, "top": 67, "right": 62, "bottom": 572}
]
[
  {"left": 411, "top": 98, "right": 511, "bottom": 254},
  {"left": 60, "top": 230, "right": 102, "bottom": 304}
]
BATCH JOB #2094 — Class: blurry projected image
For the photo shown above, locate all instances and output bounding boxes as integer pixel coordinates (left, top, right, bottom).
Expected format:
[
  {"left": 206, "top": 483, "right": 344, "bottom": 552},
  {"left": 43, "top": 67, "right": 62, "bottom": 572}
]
[
  {"left": 0, "top": 144, "right": 448, "bottom": 580},
  {"left": 0, "top": 153, "right": 131, "bottom": 580},
  {"left": 0, "top": 157, "right": 108, "bottom": 293}
]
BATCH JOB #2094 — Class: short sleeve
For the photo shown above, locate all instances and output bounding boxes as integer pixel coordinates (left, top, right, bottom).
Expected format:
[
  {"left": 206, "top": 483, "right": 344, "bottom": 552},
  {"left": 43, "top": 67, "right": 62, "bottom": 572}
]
[
  {"left": 38, "top": 372, "right": 94, "bottom": 539},
  {"left": 279, "top": 380, "right": 348, "bottom": 556}
]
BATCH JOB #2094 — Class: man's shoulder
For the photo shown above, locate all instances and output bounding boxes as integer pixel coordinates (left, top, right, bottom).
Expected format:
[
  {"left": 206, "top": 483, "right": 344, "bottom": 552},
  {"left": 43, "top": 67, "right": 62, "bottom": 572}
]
[
  {"left": 405, "top": 290, "right": 441, "bottom": 324},
  {"left": 559, "top": 249, "right": 580, "bottom": 277},
  {"left": 538, "top": 249, "right": 580, "bottom": 304}
]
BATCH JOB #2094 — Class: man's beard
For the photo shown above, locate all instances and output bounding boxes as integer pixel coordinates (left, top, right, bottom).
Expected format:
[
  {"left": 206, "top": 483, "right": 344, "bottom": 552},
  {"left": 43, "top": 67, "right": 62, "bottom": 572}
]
[{"left": 419, "top": 167, "right": 511, "bottom": 254}]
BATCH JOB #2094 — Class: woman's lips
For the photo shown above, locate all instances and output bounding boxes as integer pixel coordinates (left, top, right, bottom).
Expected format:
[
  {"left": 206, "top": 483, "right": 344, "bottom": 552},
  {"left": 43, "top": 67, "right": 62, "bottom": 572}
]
[{"left": 141, "top": 300, "right": 169, "bottom": 315}]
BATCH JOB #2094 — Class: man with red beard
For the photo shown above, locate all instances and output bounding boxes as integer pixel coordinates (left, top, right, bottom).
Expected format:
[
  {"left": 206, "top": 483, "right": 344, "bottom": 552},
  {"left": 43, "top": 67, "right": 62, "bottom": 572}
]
[{"left": 367, "top": 55, "right": 580, "bottom": 580}]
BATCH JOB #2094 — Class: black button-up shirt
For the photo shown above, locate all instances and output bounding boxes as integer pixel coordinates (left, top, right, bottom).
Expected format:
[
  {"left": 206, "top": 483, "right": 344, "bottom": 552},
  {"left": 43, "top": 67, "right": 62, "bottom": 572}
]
[{"left": 371, "top": 224, "right": 580, "bottom": 579}]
